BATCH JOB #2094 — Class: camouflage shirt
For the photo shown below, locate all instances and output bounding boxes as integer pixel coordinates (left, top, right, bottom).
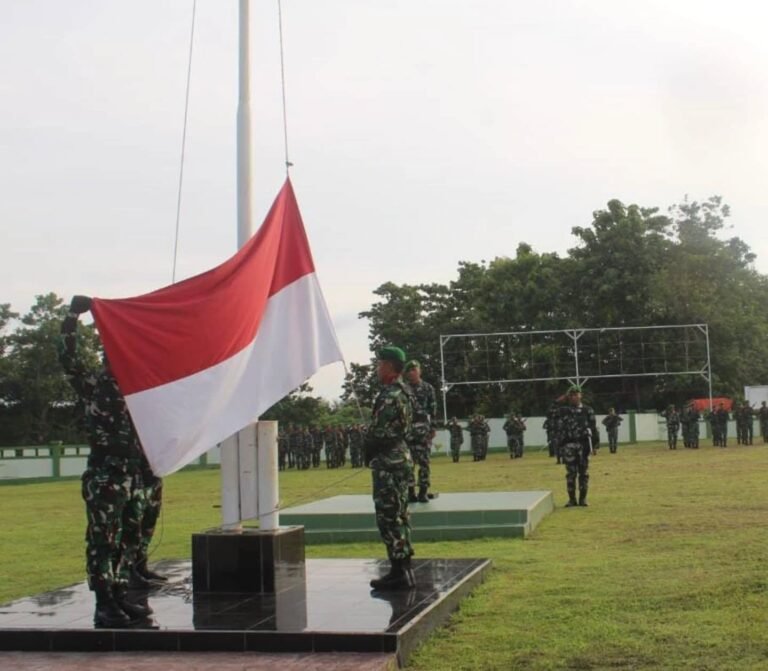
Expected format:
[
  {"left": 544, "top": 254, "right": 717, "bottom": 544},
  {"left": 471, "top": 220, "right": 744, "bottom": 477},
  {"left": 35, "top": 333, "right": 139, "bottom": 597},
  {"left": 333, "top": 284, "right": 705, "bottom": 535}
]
[
  {"left": 447, "top": 421, "right": 464, "bottom": 443},
  {"left": 555, "top": 404, "right": 599, "bottom": 448},
  {"left": 406, "top": 379, "right": 436, "bottom": 441},
  {"left": 58, "top": 314, "right": 143, "bottom": 460},
  {"left": 368, "top": 377, "right": 412, "bottom": 445}
]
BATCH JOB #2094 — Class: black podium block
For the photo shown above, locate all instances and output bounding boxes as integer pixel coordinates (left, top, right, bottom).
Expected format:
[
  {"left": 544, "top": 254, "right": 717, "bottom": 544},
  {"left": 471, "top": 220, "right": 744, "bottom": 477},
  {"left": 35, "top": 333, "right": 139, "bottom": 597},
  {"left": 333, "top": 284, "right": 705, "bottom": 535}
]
[{"left": 191, "top": 525, "right": 305, "bottom": 594}]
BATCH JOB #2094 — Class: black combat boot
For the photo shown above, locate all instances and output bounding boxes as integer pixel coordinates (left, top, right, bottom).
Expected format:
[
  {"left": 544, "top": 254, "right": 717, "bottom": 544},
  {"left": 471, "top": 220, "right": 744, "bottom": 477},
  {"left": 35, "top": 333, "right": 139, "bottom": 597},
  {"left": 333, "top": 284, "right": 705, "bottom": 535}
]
[
  {"left": 564, "top": 487, "right": 578, "bottom": 508},
  {"left": 417, "top": 486, "right": 429, "bottom": 503},
  {"left": 93, "top": 587, "right": 132, "bottom": 628},
  {"left": 370, "top": 558, "right": 415, "bottom": 591},
  {"left": 578, "top": 489, "right": 588, "bottom": 507},
  {"left": 113, "top": 585, "right": 153, "bottom": 618},
  {"left": 407, "top": 486, "right": 418, "bottom": 503},
  {"left": 135, "top": 558, "right": 168, "bottom": 583}
]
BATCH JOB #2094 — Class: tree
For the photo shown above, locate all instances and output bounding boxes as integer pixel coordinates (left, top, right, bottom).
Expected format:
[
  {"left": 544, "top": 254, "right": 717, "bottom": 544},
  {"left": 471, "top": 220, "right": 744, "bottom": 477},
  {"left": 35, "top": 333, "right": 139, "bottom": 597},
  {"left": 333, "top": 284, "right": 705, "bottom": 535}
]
[{"left": 3, "top": 293, "right": 101, "bottom": 443}]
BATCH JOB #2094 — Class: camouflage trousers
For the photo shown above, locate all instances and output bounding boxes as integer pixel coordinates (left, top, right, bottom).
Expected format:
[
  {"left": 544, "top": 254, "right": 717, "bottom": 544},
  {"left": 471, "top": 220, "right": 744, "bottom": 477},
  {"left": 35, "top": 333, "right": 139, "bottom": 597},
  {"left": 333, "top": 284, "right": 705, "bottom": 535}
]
[
  {"left": 370, "top": 444, "right": 414, "bottom": 561},
  {"left": 407, "top": 440, "right": 431, "bottom": 489},
  {"left": 666, "top": 426, "right": 679, "bottom": 449},
  {"left": 506, "top": 434, "right": 523, "bottom": 458},
  {"left": 81, "top": 457, "right": 144, "bottom": 593},
  {"left": 607, "top": 428, "right": 618, "bottom": 453},
  {"left": 450, "top": 440, "right": 462, "bottom": 461},
  {"left": 471, "top": 434, "right": 484, "bottom": 460},
  {"left": 132, "top": 474, "right": 162, "bottom": 565},
  {"left": 562, "top": 443, "right": 589, "bottom": 496}
]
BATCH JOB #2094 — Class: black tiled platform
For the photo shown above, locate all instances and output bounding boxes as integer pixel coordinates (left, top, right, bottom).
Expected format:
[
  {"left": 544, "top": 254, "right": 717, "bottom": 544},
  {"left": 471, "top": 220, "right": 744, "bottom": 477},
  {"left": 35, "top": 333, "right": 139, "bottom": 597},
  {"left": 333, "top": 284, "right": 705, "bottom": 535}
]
[{"left": 0, "top": 558, "right": 490, "bottom": 666}]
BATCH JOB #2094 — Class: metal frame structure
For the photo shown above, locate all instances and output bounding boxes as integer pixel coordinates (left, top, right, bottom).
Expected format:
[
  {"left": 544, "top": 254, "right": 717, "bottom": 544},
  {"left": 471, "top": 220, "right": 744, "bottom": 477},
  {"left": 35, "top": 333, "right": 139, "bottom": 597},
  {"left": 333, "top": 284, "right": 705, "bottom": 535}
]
[{"left": 439, "top": 324, "right": 712, "bottom": 422}]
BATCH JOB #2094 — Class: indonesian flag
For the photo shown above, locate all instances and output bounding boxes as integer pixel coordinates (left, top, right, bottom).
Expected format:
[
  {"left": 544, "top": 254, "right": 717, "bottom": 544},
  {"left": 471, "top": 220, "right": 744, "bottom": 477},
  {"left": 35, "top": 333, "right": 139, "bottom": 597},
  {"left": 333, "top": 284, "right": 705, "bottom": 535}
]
[{"left": 90, "top": 179, "right": 343, "bottom": 476}]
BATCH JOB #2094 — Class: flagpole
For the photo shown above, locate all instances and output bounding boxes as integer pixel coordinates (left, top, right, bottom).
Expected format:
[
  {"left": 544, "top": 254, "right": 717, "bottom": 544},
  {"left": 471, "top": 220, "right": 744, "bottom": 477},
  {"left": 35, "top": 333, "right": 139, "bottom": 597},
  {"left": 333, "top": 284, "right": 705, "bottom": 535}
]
[{"left": 220, "top": 0, "right": 279, "bottom": 531}]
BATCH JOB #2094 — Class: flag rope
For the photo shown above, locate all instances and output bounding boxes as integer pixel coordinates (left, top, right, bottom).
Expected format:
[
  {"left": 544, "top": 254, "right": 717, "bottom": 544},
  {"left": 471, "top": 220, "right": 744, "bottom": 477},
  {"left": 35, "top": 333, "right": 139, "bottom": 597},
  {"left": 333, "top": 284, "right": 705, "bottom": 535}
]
[{"left": 171, "top": 0, "right": 198, "bottom": 284}]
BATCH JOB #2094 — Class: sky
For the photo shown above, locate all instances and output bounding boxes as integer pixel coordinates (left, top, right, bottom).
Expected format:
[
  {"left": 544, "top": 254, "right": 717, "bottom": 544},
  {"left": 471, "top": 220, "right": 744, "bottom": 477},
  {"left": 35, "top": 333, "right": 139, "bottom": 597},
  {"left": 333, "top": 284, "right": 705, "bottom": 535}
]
[{"left": 2, "top": 0, "right": 768, "bottom": 400}]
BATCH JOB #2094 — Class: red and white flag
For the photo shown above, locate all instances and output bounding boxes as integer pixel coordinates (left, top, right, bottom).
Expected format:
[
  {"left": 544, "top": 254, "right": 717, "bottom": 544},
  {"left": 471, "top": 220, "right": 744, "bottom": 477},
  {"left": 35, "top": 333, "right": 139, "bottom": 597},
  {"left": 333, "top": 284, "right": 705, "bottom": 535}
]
[{"left": 90, "top": 179, "right": 343, "bottom": 476}]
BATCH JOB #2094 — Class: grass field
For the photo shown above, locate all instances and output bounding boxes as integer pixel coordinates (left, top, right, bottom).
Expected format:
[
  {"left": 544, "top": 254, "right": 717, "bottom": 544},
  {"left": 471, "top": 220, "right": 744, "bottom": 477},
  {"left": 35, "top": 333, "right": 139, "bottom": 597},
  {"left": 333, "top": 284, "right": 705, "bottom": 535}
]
[{"left": 1, "top": 441, "right": 767, "bottom": 670}]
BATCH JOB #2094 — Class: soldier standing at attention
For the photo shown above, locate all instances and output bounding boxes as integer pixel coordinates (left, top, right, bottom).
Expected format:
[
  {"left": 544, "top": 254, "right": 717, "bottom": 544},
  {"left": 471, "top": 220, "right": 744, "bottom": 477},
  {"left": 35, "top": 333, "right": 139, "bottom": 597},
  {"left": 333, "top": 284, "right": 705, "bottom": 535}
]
[
  {"left": 662, "top": 405, "right": 681, "bottom": 450},
  {"left": 601, "top": 408, "right": 622, "bottom": 453},
  {"left": 503, "top": 413, "right": 525, "bottom": 458},
  {"left": 759, "top": 401, "right": 768, "bottom": 443},
  {"left": 404, "top": 360, "right": 437, "bottom": 503},
  {"left": 59, "top": 295, "right": 154, "bottom": 628},
  {"left": 364, "top": 346, "right": 415, "bottom": 591},
  {"left": 715, "top": 403, "right": 730, "bottom": 447},
  {"left": 466, "top": 415, "right": 489, "bottom": 461},
  {"left": 555, "top": 385, "right": 599, "bottom": 508},
  {"left": 686, "top": 404, "right": 701, "bottom": 449},
  {"left": 446, "top": 417, "right": 464, "bottom": 462}
]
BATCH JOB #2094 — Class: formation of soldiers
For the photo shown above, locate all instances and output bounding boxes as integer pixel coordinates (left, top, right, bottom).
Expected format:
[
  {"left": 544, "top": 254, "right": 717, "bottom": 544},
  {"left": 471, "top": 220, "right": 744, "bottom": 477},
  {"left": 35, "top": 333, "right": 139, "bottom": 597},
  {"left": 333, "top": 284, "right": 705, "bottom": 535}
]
[{"left": 277, "top": 424, "right": 368, "bottom": 471}]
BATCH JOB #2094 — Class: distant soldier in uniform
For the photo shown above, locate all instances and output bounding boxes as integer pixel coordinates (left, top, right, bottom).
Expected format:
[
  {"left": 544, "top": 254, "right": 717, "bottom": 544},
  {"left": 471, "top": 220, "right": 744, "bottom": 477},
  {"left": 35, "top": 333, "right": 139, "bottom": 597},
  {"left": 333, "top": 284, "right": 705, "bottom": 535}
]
[
  {"left": 555, "top": 385, "right": 599, "bottom": 508},
  {"left": 310, "top": 425, "right": 324, "bottom": 468},
  {"left": 287, "top": 424, "right": 302, "bottom": 467},
  {"left": 466, "top": 415, "right": 490, "bottom": 461},
  {"left": 347, "top": 424, "right": 363, "bottom": 468},
  {"left": 759, "top": 401, "right": 768, "bottom": 443},
  {"left": 662, "top": 405, "right": 681, "bottom": 450},
  {"left": 503, "top": 413, "right": 525, "bottom": 458},
  {"left": 59, "top": 295, "right": 153, "bottom": 628},
  {"left": 404, "top": 360, "right": 436, "bottom": 503},
  {"left": 715, "top": 403, "right": 729, "bottom": 447},
  {"left": 446, "top": 417, "right": 464, "bottom": 462},
  {"left": 684, "top": 404, "right": 700, "bottom": 449},
  {"left": 324, "top": 425, "right": 338, "bottom": 468},
  {"left": 364, "top": 346, "right": 415, "bottom": 591},
  {"left": 300, "top": 427, "right": 313, "bottom": 469},
  {"left": 737, "top": 401, "right": 753, "bottom": 445},
  {"left": 601, "top": 408, "right": 622, "bottom": 454}
]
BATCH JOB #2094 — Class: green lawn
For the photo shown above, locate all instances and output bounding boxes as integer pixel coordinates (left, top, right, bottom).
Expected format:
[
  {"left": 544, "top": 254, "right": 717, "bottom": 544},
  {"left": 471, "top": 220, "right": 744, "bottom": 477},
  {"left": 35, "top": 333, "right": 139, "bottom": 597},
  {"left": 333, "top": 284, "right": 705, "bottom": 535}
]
[{"left": 1, "top": 442, "right": 767, "bottom": 670}]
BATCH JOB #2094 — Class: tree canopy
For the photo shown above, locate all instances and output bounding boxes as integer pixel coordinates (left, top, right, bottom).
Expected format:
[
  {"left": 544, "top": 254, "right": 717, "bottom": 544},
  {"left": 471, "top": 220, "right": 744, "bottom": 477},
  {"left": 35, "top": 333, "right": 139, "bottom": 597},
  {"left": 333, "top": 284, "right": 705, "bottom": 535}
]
[{"left": 349, "top": 196, "right": 768, "bottom": 417}]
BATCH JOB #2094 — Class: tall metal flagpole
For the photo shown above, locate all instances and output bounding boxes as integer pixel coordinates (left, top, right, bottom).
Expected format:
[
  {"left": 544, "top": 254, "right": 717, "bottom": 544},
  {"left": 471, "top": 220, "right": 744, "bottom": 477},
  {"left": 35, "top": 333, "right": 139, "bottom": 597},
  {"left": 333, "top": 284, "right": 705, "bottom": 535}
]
[{"left": 220, "top": 0, "right": 279, "bottom": 531}]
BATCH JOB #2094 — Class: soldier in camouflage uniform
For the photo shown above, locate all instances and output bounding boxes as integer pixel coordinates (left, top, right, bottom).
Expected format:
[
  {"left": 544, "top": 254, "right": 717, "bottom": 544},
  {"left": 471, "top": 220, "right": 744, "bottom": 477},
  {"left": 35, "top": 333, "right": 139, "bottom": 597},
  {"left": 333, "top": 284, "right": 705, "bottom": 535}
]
[
  {"left": 662, "top": 405, "right": 681, "bottom": 450},
  {"left": 323, "top": 425, "right": 338, "bottom": 468},
  {"left": 715, "top": 403, "right": 730, "bottom": 447},
  {"left": 759, "top": 401, "right": 768, "bottom": 443},
  {"left": 126, "top": 454, "right": 167, "bottom": 588},
  {"left": 348, "top": 424, "right": 364, "bottom": 468},
  {"left": 310, "top": 425, "right": 324, "bottom": 468},
  {"left": 59, "top": 295, "right": 153, "bottom": 628},
  {"left": 466, "top": 415, "right": 490, "bottom": 461},
  {"left": 736, "top": 402, "right": 754, "bottom": 445},
  {"left": 446, "top": 417, "right": 464, "bottom": 462},
  {"left": 601, "top": 408, "right": 622, "bottom": 453},
  {"left": 365, "top": 346, "right": 415, "bottom": 591},
  {"left": 555, "top": 385, "right": 599, "bottom": 507},
  {"left": 502, "top": 413, "right": 525, "bottom": 458},
  {"left": 684, "top": 404, "right": 700, "bottom": 449},
  {"left": 404, "top": 360, "right": 436, "bottom": 503}
]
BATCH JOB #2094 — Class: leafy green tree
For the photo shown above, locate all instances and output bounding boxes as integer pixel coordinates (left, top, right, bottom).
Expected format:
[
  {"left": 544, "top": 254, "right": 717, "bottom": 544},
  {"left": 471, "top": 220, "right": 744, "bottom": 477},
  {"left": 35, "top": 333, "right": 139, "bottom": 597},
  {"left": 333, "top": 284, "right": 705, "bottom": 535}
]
[{"left": 3, "top": 293, "right": 101, "bottom": 443}]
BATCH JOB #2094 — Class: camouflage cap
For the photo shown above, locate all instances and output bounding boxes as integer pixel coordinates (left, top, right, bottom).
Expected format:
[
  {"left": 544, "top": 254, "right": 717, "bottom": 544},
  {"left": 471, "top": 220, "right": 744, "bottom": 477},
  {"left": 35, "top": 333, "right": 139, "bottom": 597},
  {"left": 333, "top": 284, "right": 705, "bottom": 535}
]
[
  {"left": 567, "top": 384, "right": 583, "bottom": 394},
  {"left": 377, "top": 346, "right": 406, "bottom": 363},
  {"left": 404, "top": 359, "right": 421, "bottom": 372}
]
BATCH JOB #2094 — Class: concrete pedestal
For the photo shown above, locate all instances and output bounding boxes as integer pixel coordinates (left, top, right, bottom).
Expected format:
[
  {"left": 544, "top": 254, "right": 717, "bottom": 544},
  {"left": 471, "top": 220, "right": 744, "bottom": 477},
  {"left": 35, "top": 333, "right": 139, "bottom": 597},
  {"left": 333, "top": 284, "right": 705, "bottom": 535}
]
[{"left": 191, "top": 525, "right": 305, "bottom": 594}]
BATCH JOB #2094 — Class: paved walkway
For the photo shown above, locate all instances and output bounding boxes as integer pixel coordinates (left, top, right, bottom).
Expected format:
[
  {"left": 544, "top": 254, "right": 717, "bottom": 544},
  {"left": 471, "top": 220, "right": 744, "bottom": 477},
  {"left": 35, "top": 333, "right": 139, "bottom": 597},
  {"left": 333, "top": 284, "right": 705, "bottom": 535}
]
[{"left": 0, "top": 652, "right": 398, "bottom": 671}]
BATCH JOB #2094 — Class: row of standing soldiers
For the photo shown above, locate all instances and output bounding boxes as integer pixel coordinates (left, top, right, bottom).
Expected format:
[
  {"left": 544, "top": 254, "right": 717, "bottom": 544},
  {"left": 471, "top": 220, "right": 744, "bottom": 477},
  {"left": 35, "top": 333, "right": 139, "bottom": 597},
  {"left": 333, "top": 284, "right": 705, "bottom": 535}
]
[
  {"left": 445, "top": 413, "right": 532, "bottom": 461},
  {"left": 445, "top": 415, "right": 491, "bottom": 462},
  {"left": 277, "top": 424, "right": 368, "bottom": 470}
]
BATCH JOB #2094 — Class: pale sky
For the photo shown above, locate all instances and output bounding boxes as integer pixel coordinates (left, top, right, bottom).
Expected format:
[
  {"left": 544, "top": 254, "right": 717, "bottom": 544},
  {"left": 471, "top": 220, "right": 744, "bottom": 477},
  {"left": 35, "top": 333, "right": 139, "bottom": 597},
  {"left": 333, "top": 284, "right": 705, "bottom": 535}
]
[{"left": 2, "top": 1, "right": 768, "bottom": 399}]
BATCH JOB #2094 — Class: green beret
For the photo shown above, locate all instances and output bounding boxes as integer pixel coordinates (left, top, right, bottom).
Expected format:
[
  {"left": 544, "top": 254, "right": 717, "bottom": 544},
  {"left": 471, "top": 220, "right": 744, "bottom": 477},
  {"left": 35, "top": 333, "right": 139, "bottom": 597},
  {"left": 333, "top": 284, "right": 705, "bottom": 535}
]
[
  {"left": 377, "top": 346, "right": 406, "bottom": 363},
  {"left": 404, "top": 359, "right": 421, "bottom": 372},
  {"left": 567, "top": 384, "right": 583, "bottom": 394}
]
